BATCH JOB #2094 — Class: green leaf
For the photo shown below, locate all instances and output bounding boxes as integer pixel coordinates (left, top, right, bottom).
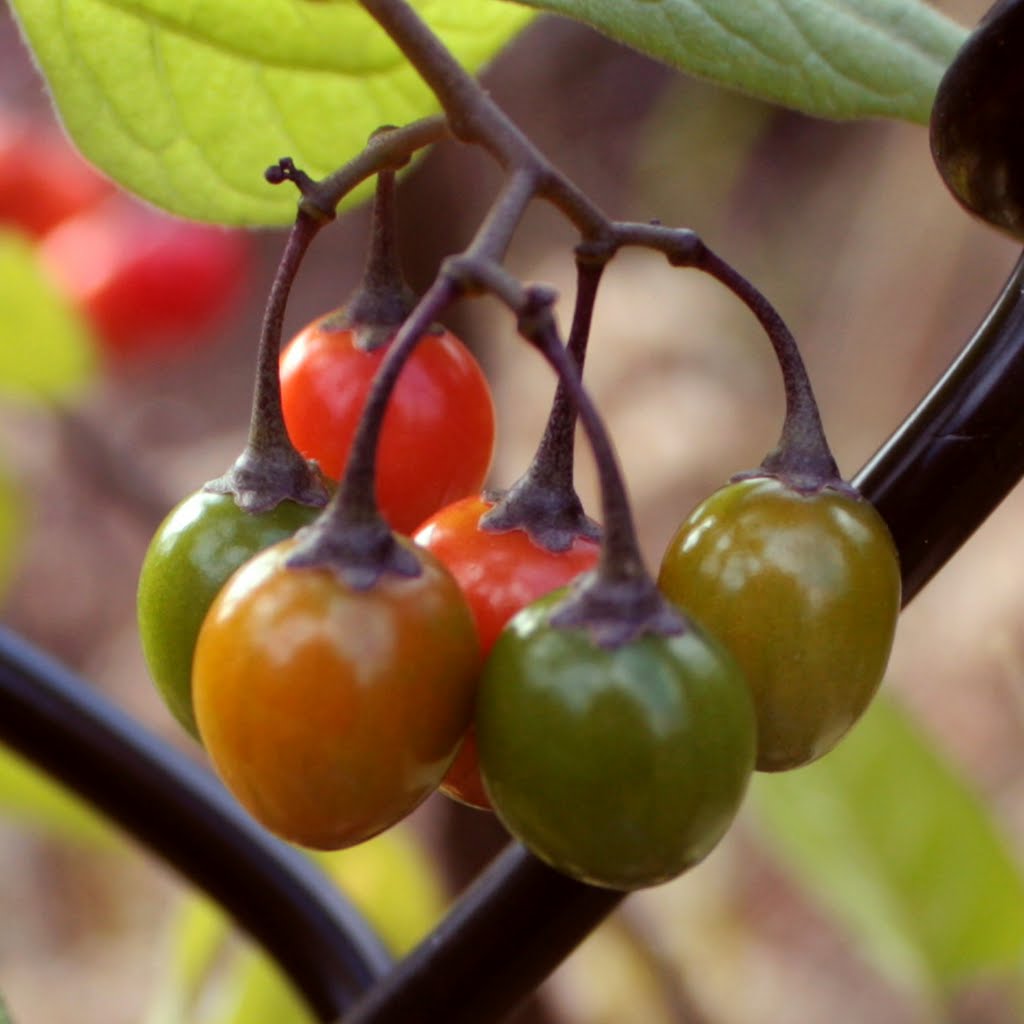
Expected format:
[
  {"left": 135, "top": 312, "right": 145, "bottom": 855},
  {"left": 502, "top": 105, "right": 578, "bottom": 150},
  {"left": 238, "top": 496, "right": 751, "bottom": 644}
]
[
  {"left": 0, "top": 231, "right": 95, "bottom": 404},
  {"left": 750, "top": 695, "right": 1024, "bottom": 991},
  {"left": 0, "top": 993, "right": 12, "bottom": 1024},
  {"left": 510, "top": 0, "right": 967, "bottom": 123},
  {"left": 9, "top": 1, "right": 532, "bottom": 226}
]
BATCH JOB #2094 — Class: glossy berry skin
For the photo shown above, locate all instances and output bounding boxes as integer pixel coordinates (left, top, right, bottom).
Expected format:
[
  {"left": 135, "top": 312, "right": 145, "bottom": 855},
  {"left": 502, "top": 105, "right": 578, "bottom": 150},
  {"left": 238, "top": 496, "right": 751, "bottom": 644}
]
[
  {"left": 415, "top": 495, "right": 601, "bottom": 809},
  {"left": 40, "top": 194, "right": 249, "bottom": 359},
  {"left": 477, "top": 593, "right": 756, "bottom": 890},
  {"left": 192, "top": 537, "right": 481, "bottom": 850},
  {"left": 280, "top": 316, "right": 495, "bottom": 535},
  {"left": 137, "top": 491, "right": 321, "bottom": 739},
  {"left": 930, "top": 0, "right": 1024, "bottom": 240},
  {"left": 0, "top": 118, "right": 113, "bottom": 237},
  {"left": 657, "top": 476, "right": 901, "bottom": 772}
]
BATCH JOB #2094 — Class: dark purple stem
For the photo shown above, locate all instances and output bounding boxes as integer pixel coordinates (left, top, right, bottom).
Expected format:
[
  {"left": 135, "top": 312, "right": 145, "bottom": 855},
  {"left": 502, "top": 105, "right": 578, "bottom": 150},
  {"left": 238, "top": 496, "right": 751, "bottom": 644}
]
[
  {"left": 249, "top": 214, "right": 320, "bottom": 454},
  {"left": 284, "top": 276, "right": 459, "bottom": 587},
  {"left": 520, "top": 291, "right": 647, "bottom": 586},
  {"left": 517, "top": 287, "right": 684, "bottom": 644},
  {"left": 344, "top": 169, "right": 418, "bottom": 343},
  {"left": 605, "top": 221, "right": 842, "bottom": 490},
  {"left": 442, "top": 256, "right": 682, "bottom": 644},
  {"left": 524, "top": 255, "right": 606, "bottom": 496},
  {"left": 356, "top": 0, "right": 610, "bottom": 239},
  {"left": 696, "top": 247, "right": 845, "bottom": 490},
  {"left": 480, "top": 255, "right": 607, "bottom": 549},
  {"left": 268, "top": 118, "right": 451, "bottom": 221},
  {"left": 285, "top": 173, "right": 540, "bottom": 586},
  {"left": 204, "top": 212, "right": 330, "bottom": 512},
  {"left": 340, "top": 276, "right": 457, "bottom": 527}
]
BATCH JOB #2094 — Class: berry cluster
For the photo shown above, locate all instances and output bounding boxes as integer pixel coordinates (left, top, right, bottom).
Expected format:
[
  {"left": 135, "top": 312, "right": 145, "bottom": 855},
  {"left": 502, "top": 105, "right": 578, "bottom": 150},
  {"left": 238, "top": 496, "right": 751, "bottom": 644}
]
[{"left": 137, "top": 126, "right": 900, "bottom": 892}]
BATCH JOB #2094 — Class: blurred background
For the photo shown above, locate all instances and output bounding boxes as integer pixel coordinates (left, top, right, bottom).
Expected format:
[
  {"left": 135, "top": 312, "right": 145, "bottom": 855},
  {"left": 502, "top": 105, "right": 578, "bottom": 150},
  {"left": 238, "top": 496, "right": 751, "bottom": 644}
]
[{"left": 2, "top": 1, "right": 1024, "bottom": 1022}]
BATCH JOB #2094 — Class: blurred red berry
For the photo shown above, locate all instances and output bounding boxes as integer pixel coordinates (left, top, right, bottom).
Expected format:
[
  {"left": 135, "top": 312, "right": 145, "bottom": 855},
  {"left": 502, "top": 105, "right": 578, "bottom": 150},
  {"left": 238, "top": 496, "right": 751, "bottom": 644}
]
[
  {"left": 0, "top": 116, "right": 113, "bottom": 237},
  {"left": 40, "top": 194, "right": 251, "bottom": 359}
]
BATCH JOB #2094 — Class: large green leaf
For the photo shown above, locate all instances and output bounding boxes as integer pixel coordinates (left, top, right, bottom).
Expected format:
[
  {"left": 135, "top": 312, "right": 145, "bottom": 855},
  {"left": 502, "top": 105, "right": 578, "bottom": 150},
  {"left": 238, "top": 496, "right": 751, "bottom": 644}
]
[
  {"left": 0, "top": 231, "right": 95, "bottom": 404},
  {"left": 751, "top": 695, "right": 1024, "bottom": 991},
  {"left": 9, "top": 1, "right": 532, "bottom": 226},
  {"left": 510, "top": 0, "right": 967, "bottom": 123}
]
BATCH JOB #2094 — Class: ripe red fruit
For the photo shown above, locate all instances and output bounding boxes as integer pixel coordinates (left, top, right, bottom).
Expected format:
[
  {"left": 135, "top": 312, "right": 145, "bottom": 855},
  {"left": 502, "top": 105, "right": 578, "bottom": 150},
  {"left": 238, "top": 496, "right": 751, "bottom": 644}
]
[
  {"left": 415, "top": 495, "right": 601, "bottom": 808},
  {"left": 280, "top": 317, "right": 495, "bottom": 535}
]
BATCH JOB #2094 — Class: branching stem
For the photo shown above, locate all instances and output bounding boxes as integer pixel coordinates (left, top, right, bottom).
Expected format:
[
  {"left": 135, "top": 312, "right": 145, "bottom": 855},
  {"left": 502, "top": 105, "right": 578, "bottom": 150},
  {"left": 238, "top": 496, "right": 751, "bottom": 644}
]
[
  {"left": 355, "top": 0, "right": 843, "bottom": 490},
  {"left": 357, "top": 0, "right": 610, "bottom": 238},
  {"left": 440, "top": 256, "right": 683, "bottom": 645},
  {"left": 270, "top": 2, "right": 844, "bottom": 587},
  {"left": 271, "top": 117, "right": 451, "bottom": 220}
]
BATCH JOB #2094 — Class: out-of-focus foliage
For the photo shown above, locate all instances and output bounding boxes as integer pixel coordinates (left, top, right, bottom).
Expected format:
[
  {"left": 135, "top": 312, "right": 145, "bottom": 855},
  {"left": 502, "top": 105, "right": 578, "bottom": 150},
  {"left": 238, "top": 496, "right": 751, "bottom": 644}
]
[
  {"left": 145, "top": 826, "right": 446, "bottom": 1024},
  {"left": 0, "top": 465, "right": 22, "bottom": 600},
  {"left": 0, "top": 230, "right": 94, "bottom": 403},
  {"left": 752, "top": 694, "right": 1024, "bottom": 994}
]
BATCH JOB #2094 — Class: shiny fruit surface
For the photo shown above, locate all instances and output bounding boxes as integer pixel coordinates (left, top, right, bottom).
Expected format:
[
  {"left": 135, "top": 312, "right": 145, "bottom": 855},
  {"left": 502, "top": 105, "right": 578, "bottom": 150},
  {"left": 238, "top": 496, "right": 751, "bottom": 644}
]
[
  {"left": 477, "top": 592, "right": 756, "bottom": 890},
  {"left": 193, "top": 537, "right": 480, "bottom": 849},
  {"left": 137, "top": 490, "right": 321, "bottom": 738},
  {"left": 930, "top": 0, "right": 1024, "bottom": 240},
  {"left": 280, "top": 317, "right": 495, "bottom": 534},
  {"left": 415, "top": 495, "right": 601, "bottom": 809},
  {"left": 658, "top": 476, "right": 900, "bottom": 771}
]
